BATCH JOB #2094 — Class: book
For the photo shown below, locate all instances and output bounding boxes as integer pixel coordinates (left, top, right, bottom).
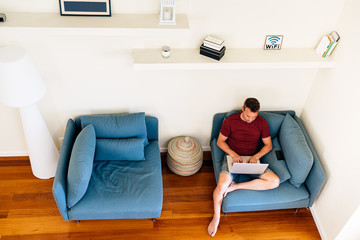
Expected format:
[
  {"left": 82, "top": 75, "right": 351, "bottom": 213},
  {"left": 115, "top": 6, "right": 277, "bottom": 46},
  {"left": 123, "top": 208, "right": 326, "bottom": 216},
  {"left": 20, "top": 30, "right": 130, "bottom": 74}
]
[
  {"left": 204, "top": 35, "right": 224, "bottom": 46},
  {"left": 203, "top": 35, "right": 225, "bottom": 51},
  {"left": 200, "top": 50, "right": 225, "bottom": 61},
  {"left": 322, "top": 35, "right": 334, "bottom": 57},
  {"left": 324, "top": 31, "right": 340, "bottom": 57},
  {"left": 200, "top": 44, "right": 226, "bottom": 55},
  {"left": 316, "top": 31, "right": 340, "bottom": 57},
  {"left": 315, "top": 36, "right": 330, "bottom": 57},
  {"left": 203, "top": 41, "right": 224, "bottom": 51},
  {"left": 200, "top": 45, "right": 226, "bottom": 58}
]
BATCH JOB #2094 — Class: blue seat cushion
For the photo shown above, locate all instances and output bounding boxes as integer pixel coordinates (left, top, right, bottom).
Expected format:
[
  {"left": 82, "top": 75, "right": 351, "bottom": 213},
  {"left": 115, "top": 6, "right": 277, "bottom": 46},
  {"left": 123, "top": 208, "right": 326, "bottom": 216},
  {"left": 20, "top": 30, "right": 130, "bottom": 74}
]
[
  {"left": 279, "top": 114, "right": 314, "bottom": 188},
  {"left": 222, "top": 181, "right": 309, "bottom": 212},
  {"left": 95, "top": 138, "right": 145, "bottom": 161},
  {"left": 80, "top": 112, "right": 148, "bottom": 146},
  {"left": 67, "top": 141, "right": 163, "bottom": 220},
  {"left": 67, "top": 124, "right": 96, "bottom": 208}
]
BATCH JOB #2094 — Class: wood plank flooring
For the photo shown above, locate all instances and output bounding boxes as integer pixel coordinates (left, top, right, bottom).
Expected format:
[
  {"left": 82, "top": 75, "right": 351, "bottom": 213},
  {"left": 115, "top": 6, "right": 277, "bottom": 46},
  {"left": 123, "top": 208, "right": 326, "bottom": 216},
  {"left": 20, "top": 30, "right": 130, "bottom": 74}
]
[{"left": 0, "top": 154, "right": 321, "bottom": 239}]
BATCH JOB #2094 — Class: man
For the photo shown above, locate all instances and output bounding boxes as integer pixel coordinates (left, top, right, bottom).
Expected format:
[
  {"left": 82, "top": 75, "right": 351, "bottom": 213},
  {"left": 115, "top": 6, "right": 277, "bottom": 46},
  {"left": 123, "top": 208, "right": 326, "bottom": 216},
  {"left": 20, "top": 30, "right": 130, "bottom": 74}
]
[{"left": 207, "top": 98, "right": 280, "bottom": 237}]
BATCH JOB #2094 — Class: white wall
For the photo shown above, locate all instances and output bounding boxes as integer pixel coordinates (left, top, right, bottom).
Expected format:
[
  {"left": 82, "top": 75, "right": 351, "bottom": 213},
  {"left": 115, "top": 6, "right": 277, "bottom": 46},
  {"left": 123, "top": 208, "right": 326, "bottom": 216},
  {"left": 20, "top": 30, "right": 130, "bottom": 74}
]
[
  {"left": 301, "top": 0, "right": 360, "bottom": 239},
  {"left": 0, "top": 0, "right": 345, "bottom": 153}
]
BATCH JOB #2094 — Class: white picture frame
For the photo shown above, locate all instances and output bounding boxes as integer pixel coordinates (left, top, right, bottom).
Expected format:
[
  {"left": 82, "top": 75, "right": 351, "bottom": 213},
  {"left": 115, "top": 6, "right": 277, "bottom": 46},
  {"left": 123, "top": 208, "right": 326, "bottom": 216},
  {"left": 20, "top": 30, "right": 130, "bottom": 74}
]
[{"left": 159, "top": 0, "right": 176, "bottom": 25}]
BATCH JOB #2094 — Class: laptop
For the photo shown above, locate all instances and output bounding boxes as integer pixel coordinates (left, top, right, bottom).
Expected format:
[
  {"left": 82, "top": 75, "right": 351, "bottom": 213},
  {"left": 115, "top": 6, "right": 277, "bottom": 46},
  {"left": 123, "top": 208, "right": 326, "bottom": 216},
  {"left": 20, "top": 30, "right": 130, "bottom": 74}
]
[{"left": 227, "top": 155, "right": 269, "bottom": 174}]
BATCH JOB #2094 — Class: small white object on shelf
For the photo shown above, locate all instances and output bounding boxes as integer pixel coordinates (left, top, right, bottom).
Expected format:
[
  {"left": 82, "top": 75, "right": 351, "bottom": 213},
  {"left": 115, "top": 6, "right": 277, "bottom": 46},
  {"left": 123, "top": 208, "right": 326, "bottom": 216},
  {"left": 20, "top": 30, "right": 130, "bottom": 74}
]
[
  {"left": 162, "top": 46, "right": 171, "bottom": 58},
  {"left": 159, "top": 0, "right": 176, "bottom": 25}
]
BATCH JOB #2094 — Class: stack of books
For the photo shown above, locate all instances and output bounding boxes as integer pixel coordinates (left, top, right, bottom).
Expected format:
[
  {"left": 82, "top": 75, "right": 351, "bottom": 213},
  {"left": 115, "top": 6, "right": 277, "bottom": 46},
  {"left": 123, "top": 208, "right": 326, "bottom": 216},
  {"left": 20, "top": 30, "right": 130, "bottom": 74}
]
[
  {"left": 200, "top": 35, "right": 226, "bottom": 61},
  {"left": 315, "top": 31, "right": 340, "bottom": 58}
]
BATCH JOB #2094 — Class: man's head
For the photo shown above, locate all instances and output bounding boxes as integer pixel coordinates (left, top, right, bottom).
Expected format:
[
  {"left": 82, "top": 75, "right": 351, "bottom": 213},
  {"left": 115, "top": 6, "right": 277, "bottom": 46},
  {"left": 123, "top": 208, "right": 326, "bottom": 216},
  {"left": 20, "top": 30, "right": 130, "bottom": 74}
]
[{"left": 241, "top": 98, "right": 260, "bottom": 123}]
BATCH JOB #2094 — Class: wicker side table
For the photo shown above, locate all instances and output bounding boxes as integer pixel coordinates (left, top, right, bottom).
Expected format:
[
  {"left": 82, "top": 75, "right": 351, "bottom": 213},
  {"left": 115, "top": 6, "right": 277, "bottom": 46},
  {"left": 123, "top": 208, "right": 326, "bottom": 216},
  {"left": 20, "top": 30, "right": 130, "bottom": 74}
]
[{"left": 166, "top": 136, "right": 203, "bottom": 176}]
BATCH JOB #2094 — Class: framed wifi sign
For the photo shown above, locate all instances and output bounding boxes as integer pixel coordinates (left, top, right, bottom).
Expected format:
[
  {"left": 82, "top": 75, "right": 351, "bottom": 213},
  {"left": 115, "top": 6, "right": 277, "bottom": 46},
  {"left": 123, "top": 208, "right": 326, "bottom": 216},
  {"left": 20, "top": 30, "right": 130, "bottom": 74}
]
[{"left": 264, "top": 35, "right": 283, "bottom": 50}]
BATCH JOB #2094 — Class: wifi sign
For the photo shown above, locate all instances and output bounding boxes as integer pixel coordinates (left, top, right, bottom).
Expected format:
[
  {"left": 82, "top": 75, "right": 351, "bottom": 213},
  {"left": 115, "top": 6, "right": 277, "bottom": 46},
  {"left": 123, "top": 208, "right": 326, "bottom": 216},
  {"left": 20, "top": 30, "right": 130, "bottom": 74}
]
[{"left": 264, "top": 35, "right": 283, "bottom": 50}]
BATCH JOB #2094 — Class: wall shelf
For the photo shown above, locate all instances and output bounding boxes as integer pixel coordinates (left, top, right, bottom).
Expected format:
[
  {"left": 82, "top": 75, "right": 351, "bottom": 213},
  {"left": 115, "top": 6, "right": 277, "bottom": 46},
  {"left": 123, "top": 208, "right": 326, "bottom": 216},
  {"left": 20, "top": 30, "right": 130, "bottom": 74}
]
[
  {"left": 0, "top": 12, "right": 189, "bottom": 29},
  {"left": 133, "top": 48, "right": 336, "bottom": 70}
]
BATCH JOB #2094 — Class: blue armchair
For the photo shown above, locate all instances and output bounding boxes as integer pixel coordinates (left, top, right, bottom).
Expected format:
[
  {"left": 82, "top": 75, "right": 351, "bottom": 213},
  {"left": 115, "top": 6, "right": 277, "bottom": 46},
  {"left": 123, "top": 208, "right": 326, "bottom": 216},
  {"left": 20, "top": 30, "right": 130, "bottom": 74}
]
[
  {"left": 210, "top": 110, "right": 326, "bottom": 213},
  {"left": 52, "top": 113, "right": 163, "bottom": 221}
]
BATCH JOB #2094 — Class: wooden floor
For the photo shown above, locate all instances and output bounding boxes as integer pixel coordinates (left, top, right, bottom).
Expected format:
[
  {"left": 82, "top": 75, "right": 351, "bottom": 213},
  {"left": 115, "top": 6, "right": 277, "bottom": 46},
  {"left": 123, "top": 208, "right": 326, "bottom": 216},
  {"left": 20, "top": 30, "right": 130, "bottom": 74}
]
[{"left": 0, "top": 154, "right": 321, "bottom": 240}]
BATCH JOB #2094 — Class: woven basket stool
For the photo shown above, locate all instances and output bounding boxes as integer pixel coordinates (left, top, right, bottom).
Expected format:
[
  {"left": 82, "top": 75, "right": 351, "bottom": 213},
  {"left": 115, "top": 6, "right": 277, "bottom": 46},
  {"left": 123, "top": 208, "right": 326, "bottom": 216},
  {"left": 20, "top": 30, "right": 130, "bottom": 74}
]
[{"left": 166, "top": 136, "right": 203, "bottom": 176}]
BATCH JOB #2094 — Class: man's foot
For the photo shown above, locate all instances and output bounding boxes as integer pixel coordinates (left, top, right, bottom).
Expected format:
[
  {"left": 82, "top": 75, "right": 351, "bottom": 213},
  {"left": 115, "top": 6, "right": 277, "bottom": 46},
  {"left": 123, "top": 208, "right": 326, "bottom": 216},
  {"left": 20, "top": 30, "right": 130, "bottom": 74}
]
[
  {"left": 207, "top": 216, "right": 220, "bottom": 237},
  {"left": 223, "top": 181, "right": 237, "bottom": 197}
]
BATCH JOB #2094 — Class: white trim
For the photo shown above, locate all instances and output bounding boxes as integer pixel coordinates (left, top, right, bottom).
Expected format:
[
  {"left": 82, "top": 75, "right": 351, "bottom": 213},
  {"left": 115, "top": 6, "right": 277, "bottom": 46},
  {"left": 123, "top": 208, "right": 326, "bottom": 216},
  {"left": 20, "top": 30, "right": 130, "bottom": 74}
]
[
  {"left": 161, "top": 145, "right": 211, "bottom": 153},
  {"left": 310, "top": 206, "right": 327, "bottom": 240},
  {"left": 160, "top": 147, "right": 168, "bottom": 153},
  {"left": 0, "top": 152, "right": 29, "bottom": 157}
]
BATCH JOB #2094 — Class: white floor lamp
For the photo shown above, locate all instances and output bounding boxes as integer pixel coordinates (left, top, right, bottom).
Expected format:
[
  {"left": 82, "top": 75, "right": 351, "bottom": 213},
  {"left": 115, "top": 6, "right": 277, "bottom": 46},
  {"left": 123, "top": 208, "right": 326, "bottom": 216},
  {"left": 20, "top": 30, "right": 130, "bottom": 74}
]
[{"left": 0, "top": 45, "right": 59, "bottom": 179}]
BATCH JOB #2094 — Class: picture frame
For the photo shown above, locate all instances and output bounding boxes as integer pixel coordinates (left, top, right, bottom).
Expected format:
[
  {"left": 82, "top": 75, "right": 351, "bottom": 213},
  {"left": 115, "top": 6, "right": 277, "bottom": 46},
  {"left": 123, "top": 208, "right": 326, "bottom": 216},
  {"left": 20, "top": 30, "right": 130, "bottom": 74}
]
[
  {"left": 264, "top": 35, "right": 283, "bottom": 50},
  {"left": 159, "top": 0, "right": 176, "bottom": 25},
  {"left": 59, "top": 0, "right": 111, "bottom": 17}
]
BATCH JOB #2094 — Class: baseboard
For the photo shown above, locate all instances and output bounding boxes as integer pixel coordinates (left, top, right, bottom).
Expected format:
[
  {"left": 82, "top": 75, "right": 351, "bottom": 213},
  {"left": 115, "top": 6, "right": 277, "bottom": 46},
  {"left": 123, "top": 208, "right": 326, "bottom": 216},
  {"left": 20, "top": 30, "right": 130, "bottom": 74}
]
[
  {"left": 0, "top": 152, "right": 29, "bottom": 157},
  {"left": 310, "top": 206, "right": 327, "bottom": 240},
  {"left": 161, "top": 145, "right": 211, "bottom": 153}
]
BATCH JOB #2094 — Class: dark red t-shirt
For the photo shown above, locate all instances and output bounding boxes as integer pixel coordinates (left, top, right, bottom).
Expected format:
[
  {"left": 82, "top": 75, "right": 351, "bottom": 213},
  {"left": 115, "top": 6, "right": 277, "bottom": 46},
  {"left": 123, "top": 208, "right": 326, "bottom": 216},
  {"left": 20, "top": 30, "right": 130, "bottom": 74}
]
[{"left": 220, "top": 112, "right": 270, "bottom": 156}]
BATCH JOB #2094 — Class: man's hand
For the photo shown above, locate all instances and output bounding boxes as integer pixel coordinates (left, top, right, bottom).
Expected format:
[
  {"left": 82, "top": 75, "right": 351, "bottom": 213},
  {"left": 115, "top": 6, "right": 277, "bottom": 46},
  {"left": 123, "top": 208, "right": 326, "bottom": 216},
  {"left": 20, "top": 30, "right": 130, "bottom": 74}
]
[
  {"left": 230, "top": 153, "right": 243, "bottom": 163},
  {"left": 248, "top": 156, "right": 258, "bottom": 164}
]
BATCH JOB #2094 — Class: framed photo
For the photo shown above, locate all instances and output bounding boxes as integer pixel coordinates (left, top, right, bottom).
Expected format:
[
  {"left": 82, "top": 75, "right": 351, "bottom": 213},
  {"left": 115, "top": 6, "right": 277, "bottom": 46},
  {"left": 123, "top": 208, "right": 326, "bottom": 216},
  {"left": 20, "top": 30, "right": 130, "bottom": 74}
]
[
  {"left": 59, "top": 0, "right": 111, "bottom": 16},
  {"left": 264, "top": 35, "right": 283, "bottom": 50},
  {"left": 159, "top": 0, "right": 176, "bottom": 25}
]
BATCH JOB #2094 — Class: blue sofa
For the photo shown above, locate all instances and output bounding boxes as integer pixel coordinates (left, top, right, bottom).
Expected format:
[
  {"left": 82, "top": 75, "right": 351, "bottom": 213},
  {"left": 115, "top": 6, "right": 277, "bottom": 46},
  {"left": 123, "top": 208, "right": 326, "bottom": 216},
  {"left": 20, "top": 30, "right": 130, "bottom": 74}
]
[
  {"left": 52, "top": 113, "right": 163, "bottom": 221},
  {"left": 210, "top": 110, "right": 326, "bottom": 213}
]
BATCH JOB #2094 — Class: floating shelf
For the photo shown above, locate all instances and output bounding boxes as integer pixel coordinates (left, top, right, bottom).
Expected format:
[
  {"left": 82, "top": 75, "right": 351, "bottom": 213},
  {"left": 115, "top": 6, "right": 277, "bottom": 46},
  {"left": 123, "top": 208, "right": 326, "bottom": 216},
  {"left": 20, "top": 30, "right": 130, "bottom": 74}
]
[
  {"left": 133, "top": 48, "right": 336, "bottom": 70},
  {"left": 0, "top": 12, "right": 189, "bottom": 29}
]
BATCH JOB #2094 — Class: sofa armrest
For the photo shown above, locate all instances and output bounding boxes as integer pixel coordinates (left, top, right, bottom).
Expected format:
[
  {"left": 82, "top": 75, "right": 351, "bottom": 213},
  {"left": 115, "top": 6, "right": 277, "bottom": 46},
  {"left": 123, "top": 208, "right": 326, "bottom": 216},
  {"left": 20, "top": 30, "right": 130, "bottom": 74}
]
[
  {"left": 294, "top": 116, "right": 326, "bottom": 206},
  {"left": 52, "top": 119, "right": 77, "bottom": 221},
  {"left": 145, "top": 116, "right": 158, "bottom": 141},
  {"left": 210, "top": 113, "right": 227, "bottom": 142},
  {"left": 210, "top": 138, "right": 225, "bottom": 183}
]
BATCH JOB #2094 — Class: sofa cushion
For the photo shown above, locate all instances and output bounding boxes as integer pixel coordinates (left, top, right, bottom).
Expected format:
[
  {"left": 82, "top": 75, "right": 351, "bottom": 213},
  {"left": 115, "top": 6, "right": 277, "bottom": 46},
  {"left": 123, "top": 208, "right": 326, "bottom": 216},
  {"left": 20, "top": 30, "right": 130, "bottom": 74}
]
[
  {"left": 258, "top": 112, "right": 285, "bottom": 139},
  {"left": 80, "top": 112, "right": 148, "bottom": 146},
  {"left": 67, "top": 124, "right": 96, "bottom": 208},
  {"left": 279, "top": 114, "right": 313, "bottom": 188},
  {"left": 222, "top": 181, "right": 310, "bottom": 212},
  {"left": 95, "top": 138, "right": 145, "bottom": 161},
  {"left": 261, "top": 148, "right": 291, "bottom": 184}
]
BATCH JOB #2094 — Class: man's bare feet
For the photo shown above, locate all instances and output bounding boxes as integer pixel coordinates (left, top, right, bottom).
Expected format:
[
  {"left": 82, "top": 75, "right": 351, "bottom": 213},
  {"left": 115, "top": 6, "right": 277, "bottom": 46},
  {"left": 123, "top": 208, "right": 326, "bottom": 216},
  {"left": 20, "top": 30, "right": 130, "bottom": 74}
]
[
  {"left": 207, "top": 215, "right": 220, "bottom": 237},
  {"left": 223, "top": 181, "right": 237, "bottom": 197}
]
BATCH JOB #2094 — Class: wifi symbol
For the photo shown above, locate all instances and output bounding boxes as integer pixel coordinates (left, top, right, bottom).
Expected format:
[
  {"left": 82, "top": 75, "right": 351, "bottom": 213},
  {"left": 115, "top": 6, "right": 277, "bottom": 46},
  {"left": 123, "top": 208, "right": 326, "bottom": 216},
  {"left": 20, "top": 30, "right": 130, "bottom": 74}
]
[{"left": 268, "top": 36, "right": 280, "bottom": 45}]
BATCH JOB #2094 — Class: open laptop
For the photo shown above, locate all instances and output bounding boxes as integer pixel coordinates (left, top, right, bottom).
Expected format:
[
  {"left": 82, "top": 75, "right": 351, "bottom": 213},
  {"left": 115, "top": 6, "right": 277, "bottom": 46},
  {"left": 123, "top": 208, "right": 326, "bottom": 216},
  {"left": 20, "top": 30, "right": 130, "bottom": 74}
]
[{"left": 227, "top": 155, "right": 268, "bottom": 174}]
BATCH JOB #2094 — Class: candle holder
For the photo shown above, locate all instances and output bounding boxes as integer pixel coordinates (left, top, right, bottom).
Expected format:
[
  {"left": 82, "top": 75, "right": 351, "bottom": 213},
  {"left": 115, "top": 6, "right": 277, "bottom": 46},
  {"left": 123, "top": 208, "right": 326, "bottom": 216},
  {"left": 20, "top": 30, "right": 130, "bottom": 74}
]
[{"left": 162, "top": 46, "right": 171, "bottom": 58}]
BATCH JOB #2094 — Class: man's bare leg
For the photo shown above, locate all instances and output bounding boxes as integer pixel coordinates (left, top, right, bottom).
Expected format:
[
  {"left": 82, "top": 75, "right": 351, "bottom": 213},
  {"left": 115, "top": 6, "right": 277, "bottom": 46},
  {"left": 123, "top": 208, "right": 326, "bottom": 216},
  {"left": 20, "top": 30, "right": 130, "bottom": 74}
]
[
  {"left": 224, "top": 171, "right": 279, "bottom": 197},
  {"left": 207, "top": 173, "right": 233, "bottom": 237}
]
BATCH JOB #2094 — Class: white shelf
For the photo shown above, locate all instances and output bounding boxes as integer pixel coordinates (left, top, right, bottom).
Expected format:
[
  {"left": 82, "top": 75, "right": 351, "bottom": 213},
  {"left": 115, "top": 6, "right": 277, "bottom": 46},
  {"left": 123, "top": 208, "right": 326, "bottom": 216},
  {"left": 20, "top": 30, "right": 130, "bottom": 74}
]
[
  {"left": 133, "top": 48, "right": 336, "bottom": 70},
  {"left": 0, "top": 12, "right": 189, "bottom": 29}
]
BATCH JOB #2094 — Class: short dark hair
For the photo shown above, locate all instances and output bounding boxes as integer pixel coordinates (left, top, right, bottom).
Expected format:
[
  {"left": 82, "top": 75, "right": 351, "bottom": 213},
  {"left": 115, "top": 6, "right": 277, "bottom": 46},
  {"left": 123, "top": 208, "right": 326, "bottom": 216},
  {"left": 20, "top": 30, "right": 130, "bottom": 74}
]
[{"left": 243, "top": 98, "right": 260, "bottom": 112}]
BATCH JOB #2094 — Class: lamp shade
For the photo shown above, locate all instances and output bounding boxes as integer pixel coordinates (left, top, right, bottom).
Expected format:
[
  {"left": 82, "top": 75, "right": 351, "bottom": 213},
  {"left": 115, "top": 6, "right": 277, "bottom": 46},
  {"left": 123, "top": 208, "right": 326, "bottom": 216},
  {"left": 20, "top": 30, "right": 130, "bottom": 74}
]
[{"left": 0, "top": 45, "right": 46, "bottom": 108}]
